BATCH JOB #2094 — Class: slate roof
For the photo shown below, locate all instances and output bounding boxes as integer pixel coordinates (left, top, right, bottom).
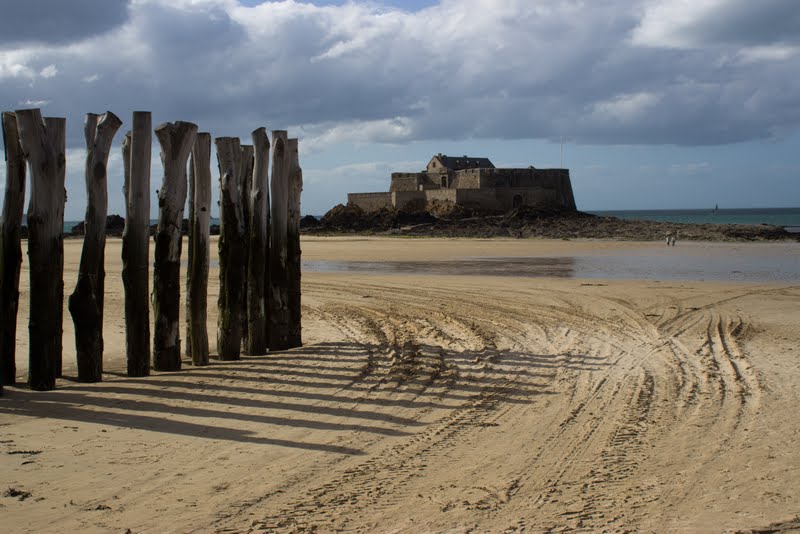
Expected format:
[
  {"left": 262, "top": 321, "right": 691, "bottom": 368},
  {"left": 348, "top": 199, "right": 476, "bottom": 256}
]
[{"left": 434, "top": 154, "right": 495, "bottom": 171}]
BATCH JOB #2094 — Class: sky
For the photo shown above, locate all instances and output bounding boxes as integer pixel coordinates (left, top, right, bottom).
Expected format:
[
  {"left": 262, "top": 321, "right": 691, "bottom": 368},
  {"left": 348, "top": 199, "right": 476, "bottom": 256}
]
[{"left": 1, "top": 0, "right": 798, "bottom": 219}]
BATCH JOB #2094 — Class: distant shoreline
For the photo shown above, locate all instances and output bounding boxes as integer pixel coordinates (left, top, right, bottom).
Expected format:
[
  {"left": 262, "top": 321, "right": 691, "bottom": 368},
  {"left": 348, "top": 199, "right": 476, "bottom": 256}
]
[
  {"left": 304, "top": 206, "right": 800, "bottom": 242},
  {"left": 15, "top": 207, "right": 798, "bottom": 239}
]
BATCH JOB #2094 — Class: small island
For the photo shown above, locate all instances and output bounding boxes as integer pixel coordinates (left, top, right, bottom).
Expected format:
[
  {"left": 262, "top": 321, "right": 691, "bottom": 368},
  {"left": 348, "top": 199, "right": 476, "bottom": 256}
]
[{"left": 348, "top": 153, "right": 576, "bottom": 213}]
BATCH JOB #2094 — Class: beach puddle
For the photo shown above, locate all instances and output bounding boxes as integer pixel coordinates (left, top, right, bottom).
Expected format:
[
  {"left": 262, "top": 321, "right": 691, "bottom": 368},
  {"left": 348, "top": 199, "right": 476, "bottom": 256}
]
[
  {"left": 305, "top": 257, "right": 578, "bottom": 278},
  {"left": 304, "top": 252, "right": 800, "bottom": 282}
]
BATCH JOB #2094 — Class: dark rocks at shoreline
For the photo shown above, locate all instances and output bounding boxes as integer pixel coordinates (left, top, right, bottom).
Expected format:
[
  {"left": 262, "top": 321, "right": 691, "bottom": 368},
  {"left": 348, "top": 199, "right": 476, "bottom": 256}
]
[
  {"left": 68, "top": 215, "right": 221, "bottom": 238},
  {"left": 307, "top": 203, "right": 797, "bottom": 242},
  {"left": 148, "top": 219, "right": 220, "bottom": 237},
  {"left": 70, "top": 214, "right": 126, "bottom": 236},
  {"left": 300, "top": 214, "right": 321, "bottom": 229},
  {"left": 319, "top": 203, "right": 438, "bottom": 232}
]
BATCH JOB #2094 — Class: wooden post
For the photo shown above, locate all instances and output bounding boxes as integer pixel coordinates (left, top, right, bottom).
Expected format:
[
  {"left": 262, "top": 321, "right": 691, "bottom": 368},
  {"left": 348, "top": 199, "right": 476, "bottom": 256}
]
[
  {"left": 215, "top": 137, "right": 246, "bottom": 360},
  {"left": 122, "top": 112, "right": 152, "bottom": 377},
  {"left": 0, "top": 112, "right": 26, "bottom": 388},
  {"left": 239, "top": 144, "right": 254, "bottom": 351},
  {"left": 287, "top": 138, "right": 303, "bottom": 348},
  {"left": 68, "top": 112, "right": 122, "bottom": 382},
  {"left": 15, "top": 110, "right": 66, "bottom": 391},
  {"left": 185, "top": 143, "right": 196, "bottom": 359},
  {"left": 246, "top": 129, "right": 269, "bottom": 355},
  {"left": 188, "top": 133, "right": 211, "bottom": 365},
  {"left": 263, "top": 146, "right": 271, "bottom": 349},
  {"left": 268, "top": 130, "right": 290, "bottom": 351},
  {"left": 153, "top": 121, "right": 197, "bottom": 372}
]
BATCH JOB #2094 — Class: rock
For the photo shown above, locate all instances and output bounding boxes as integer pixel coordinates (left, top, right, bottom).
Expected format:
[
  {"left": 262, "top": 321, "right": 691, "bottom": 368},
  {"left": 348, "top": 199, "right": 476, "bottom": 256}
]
[
  {"left": 304, "top": 204, "right": 798, "bottom": 242},
  {"left": 106, "top": 214, "right": 125, "bottom": 236},
  {"left": 70, "top": 214, "right": 126, "bottom": 236},
  {"left": 299, "top": 215, "right": 320, "bottom": 229}
]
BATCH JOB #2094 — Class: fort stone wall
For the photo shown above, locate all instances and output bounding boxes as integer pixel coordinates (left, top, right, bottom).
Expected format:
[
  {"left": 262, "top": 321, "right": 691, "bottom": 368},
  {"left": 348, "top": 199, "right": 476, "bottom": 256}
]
[
  {"left": 392, "top": 190, "right": 428, "bottom": 211},
  {"left": 390, "top": 173, "right": 423, "bottom": 192},
  {"left": 347, "top": 192, "right": 393, "bottom": 212},
  {"left": 455, "top": 189, "right": 501, "bottom": 210},
  {"left": 476, "top": 168, "right": 576, "bottom": 210},
  {"left": 423, "top": 189, "right": 458, "bottom": 204},
  {"left": 495, "top": 187, "right": 558, "bottom": 210},
  {"left": 451, "top": 168, "right": 481, "bottom": 189}
]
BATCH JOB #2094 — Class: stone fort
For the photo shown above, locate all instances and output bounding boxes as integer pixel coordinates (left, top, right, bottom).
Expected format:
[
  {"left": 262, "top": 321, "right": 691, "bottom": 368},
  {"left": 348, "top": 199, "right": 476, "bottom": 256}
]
[{"left": 347, "top": 154, "right": 576, "bottom": 213}]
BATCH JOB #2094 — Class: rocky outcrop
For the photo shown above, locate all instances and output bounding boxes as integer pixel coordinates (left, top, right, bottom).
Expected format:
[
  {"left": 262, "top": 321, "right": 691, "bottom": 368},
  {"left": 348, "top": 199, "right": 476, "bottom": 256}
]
[
  {"left": 309, "top": 203, "right": 797, "bottom": 242},
  {"left": 70, "top": 214, "right": 125, "bottom": 236}
]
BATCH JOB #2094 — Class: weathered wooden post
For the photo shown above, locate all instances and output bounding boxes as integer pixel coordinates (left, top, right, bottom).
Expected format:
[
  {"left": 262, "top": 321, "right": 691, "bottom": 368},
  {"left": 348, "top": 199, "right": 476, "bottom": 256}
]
[
  {"left": 268, "top": 130, "right": 291, "bottom": 351},
  {"left": 185, "top": 143, "right": 196, "bottom": 359},
  {"left": 239, "top": 144, "right": 254, "bottom": 350},
  {"left": 153, "top": 121, "right": 197, "bottom": 371},
  {"left": 68, "top": 112, "right": 122, "bottom": 383},
  {"left": 15, "top": 110, "right": 66, "bottom": 391},
  {"left": 287, "top": 138, "right": 303, "bottom": 348},
  {"left": 188, "top": 133, "right": 211, "bottom": 365},
  {"left": 122, "top": 112, "right": 152, "bottom": 377},
  {"left": 0, "top": 112, "right": 26, "bottom": 388},
  {"left": 246, "top": 128, "right": 269, "bottom": 354},
  {"left": 215, "top": 137, "right": 246, "bottom": 360}
]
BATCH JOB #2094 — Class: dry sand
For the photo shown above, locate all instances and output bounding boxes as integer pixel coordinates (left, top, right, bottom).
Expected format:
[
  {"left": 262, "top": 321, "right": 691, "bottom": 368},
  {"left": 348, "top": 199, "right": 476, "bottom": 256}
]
[{"left": 2, "top": 236, "right": 800, "bottom": 533}]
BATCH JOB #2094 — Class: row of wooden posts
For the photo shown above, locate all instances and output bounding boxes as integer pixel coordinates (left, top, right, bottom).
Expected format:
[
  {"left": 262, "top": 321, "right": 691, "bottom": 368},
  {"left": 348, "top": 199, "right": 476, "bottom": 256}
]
[{"left": 0, "top": 109, "right": 303, "bottom": 393}]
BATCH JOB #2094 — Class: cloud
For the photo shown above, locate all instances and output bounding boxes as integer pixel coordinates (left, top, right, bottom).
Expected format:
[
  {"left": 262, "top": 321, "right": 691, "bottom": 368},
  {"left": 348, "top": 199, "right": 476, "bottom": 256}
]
[
  {"left": 300, "top": 118, "right": 414, "bottom": 153},
  {"left": 668, "top": 162, "right": 711, "bottom": 174},
  {"left": 0, "top": 0, "right": 131, "bottom": 47},
  {"left": 633, "top": 0, "right": 800, "bottom": 49},
  {"left": 0, "top": 0, "right": 798, "bottom": 152},
  {"left": 39, "top": 64, "right": 57, "bottom": 78},
  {"left": 588, "top": 92, "right": 663, "bottom": 124},
  {"left": 18, "top": 99, "right": 50, "bottom": 107}
]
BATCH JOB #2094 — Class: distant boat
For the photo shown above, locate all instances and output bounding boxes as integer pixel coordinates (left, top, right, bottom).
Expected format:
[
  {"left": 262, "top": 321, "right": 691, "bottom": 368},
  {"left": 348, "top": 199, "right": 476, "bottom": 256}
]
[{"left": 713, "top": 204, "right": 719, "bottom": 215}]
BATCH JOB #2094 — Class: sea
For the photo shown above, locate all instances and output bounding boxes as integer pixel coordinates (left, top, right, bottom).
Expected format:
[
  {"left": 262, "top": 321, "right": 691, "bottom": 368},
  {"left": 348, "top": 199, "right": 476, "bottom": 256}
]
[
  {"left": 59, "top": 208, "right": 800, "bottom": 234},
  {"left": 587, "top": 207, "right": 800, "bottom": 232}
]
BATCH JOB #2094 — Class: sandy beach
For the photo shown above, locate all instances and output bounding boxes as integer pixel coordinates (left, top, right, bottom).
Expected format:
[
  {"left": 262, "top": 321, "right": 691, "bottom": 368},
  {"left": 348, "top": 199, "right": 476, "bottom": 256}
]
[{"left": 2, "top": 236, "right": 800, "bottom": 532}]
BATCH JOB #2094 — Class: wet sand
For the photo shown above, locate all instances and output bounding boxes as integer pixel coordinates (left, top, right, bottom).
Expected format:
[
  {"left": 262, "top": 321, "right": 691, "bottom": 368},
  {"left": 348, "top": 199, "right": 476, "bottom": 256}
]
[
  {"left": 304, "top": 240, "right": 800, "bottom": 282},
  {"left": 2, "top": 236, "right": 800, "bottom": 532}
]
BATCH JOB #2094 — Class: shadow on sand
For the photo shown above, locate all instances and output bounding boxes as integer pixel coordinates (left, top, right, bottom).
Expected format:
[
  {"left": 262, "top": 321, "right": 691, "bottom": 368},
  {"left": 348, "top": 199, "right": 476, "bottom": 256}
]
[{"left": 0, "top": 341, "right": 607, "bottom": 456}]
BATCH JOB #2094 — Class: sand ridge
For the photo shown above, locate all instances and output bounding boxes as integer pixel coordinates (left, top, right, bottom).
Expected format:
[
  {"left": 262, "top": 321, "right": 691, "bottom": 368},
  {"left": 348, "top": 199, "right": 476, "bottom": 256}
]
[{"left": 1, "top": 237, "right": 799, "bottom": 532}]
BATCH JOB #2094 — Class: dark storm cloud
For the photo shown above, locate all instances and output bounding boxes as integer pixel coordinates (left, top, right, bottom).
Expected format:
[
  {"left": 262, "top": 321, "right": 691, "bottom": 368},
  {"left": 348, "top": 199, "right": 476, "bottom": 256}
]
[
  {"left": 0, "top": 0, "right": 130, "bottom": 46},
  {"left": 1, "top": 0, "right": 799, "bottom": 150},
  {"left": 633, "top": 0, "right": 800, "bottom": 48}
]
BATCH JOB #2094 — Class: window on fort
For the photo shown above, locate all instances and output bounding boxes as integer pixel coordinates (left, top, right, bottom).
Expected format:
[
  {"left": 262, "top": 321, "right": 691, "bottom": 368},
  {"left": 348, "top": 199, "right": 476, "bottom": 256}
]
[
  {"left": 441, "top": 176, "right": 447, "bottom": 187},
  {"left": 513, "top": 194, "right": 523, "bottom": 209}
]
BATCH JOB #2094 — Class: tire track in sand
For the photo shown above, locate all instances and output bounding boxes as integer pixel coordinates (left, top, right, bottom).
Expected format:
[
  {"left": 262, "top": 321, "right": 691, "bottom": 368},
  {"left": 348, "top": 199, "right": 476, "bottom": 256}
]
[{"left": 220, "top": 280, "right": 770, "bottom": 533}]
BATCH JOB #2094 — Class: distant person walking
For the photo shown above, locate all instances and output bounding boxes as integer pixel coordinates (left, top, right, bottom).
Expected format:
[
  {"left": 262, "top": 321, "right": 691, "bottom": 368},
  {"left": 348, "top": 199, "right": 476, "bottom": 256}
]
[{"left": 665, "top": 231, "right": 677, "bottom": 246}]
